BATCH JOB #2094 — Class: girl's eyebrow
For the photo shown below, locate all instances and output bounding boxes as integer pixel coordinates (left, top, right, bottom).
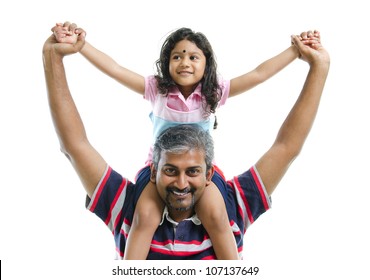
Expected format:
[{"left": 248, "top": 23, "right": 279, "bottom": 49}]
[{"left": 171, "top": 50, "right": 203, "bottom": 56}]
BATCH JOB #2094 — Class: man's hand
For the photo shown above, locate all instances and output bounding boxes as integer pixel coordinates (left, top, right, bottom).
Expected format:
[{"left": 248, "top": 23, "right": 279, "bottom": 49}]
[
  {"left": 52, "top": 22, "right": 79, "bottom": 44},
  {"left": 291, "top": 30, "right": 330, "bottom": 67},
  {"left": 298, "top": 30, "right": 321, "bottom": 49},
  {"left": 43, "top": 23, "right": 86, "bottom": 57}
]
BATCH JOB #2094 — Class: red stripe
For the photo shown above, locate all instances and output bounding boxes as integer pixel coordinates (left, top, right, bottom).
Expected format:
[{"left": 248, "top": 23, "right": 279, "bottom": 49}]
[
  {"left": 112, "top": 210, "right": 123, "bottom": 234},
  {"left": 230, "top": 220, "right": 241, "bottom": 236},
  {"left": 123, "top": 217, "right": 131, "bottom": 227},
  {"left": 201, "top": 255, "right": 217, "bottom": 260},
  {"left": 151, "top": 239, "right": 209, "bottom": 256},
  {"left": 152, "top": 238, "right": 206, "bottom": 246},
  {"left": 213, "top": 165, "right": 225, "bottom": 179},
  {"left": 227, "top": 181, "right": 245, "bottom": 225},
  {"left": 151, "top": 239, "right": 174, "bottom": 246},
  {"left": 116, "top": 247, "right": 124, "bottom": 258},
  {"left": 250, "top": 167, "right": 269, "bottom": 210},
  {"left": 104, "top": 178, "right": 128, "bottom": 225},
  {"left": 234, "top": 175, "right": 254, "bottom": 224},
  {"left": 150, "top": 246, "right": 205, "bottom": 257},
  {"left": 89, "top": 167, "right": 112, "bottom": 212},
  {"left": 120, "top": 218, "right": 131, "bottom": 237}
]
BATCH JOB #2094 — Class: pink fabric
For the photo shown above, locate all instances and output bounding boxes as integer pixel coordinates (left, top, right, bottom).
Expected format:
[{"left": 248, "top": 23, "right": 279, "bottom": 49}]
[{"left": 144, "top": 75, "right": 230, "bottom": 116}]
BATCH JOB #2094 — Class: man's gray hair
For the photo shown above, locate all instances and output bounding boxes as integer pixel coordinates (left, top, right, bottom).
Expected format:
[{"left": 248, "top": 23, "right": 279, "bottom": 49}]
[{"left": 152, "top": 124, "right": 214, "bottom": 171}]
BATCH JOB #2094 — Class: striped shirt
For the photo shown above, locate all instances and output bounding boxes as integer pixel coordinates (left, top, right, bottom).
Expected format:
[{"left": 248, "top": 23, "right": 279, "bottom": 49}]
[{"left": 86, "top": 164, "right": 271, "bottom": 260}]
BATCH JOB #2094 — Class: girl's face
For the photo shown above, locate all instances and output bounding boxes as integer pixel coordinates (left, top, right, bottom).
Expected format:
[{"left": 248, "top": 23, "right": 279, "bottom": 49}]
[{"left": 169, "top": 39, "right": 206, "bottom": 97}]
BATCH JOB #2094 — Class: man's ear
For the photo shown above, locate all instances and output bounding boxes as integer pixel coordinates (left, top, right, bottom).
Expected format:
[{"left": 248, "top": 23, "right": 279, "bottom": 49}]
[
  {"left": 205, "top": 166, "right": 215, "bottom": 187},
  {"left": 150, "top": 163, "right": 157, "bottom": 183}
]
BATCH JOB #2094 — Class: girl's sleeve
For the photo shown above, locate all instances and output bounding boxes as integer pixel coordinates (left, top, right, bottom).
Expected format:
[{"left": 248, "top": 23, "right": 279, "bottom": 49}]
[
  {"left": 144, "top": 75, "right": 158, "bottom": 104},
  {"left": 218, "top": 78, "right": 230, "bottom": 107}
]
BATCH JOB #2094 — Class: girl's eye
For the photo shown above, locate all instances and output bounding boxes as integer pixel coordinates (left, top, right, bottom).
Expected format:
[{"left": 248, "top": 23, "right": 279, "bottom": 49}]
[
  {"left": 172, "top": 55, "right": 181, "bottom": 60},
  {"left": 190, "top": 55, "right": 198, "bottom": 60}
]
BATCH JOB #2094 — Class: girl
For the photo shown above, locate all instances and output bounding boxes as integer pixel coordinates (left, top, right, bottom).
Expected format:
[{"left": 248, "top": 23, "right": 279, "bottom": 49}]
[{"left": 53, "top": 23, "right": 319, "bottom": 259}]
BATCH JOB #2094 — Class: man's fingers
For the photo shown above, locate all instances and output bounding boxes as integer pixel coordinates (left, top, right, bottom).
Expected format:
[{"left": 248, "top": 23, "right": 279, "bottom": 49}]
[{"left": 74, "top": 30, "right": 86, "bottom": 48}]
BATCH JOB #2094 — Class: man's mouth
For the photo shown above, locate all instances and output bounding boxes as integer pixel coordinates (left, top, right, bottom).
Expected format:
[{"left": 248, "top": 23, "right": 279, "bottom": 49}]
[
  {"left": 167, "top": 187, "right": 193, "bottom": 197},
  {"left": 165, "top": 188, "right": 195, "bottom": 212},
  {"left": 170, "top": 189, "right": 191, "bottom": 197}
]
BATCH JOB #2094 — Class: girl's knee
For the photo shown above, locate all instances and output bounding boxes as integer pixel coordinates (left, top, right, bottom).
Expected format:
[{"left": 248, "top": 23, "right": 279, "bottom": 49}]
[{"left": 132, "top": 206, "right": 161, "bottom": 228}]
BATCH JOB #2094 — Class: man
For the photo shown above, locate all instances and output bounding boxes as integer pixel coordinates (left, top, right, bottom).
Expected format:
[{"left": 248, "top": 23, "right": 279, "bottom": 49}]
[{"left": 43, "top": 27, "right": 329, "bottom": 259}]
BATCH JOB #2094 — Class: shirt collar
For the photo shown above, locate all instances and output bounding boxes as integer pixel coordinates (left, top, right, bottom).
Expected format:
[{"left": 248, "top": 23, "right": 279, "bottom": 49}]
[
  {"left": 168, "top": 84, "right": 202, "bottom": 97},
  {"left": 160, "top": 206, "right": 202, "bottom": 226}
]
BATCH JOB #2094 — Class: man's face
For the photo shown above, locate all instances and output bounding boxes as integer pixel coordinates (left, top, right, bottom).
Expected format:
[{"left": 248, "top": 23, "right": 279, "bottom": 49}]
[{"left": 150, "top": 149, "right": 214, "bottom": 222}]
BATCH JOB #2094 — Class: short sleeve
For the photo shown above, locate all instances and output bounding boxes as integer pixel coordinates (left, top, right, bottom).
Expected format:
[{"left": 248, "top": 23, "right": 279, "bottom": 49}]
[
  {"left": 144, "top": 75, "right": 158, "bottom": 104},
  {"left": 228, "top": 166, "right": 271, "bottom": 231},
  {"left": 218, "top": 78, "right": 230, "bottom": 107},
  {"left": 86, "top": 166, "right": 134, "bottom": 233}
]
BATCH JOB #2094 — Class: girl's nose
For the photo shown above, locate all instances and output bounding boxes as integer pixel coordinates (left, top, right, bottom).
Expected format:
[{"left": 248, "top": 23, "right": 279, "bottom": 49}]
[{"left": 180, "top": 57, "right": 190, "bottom": 67}]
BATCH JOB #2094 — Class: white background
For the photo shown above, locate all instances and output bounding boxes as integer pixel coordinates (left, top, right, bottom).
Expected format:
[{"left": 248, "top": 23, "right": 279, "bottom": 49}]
[{"left": 1, "top": 0, "right": 369, "bottom": 279}]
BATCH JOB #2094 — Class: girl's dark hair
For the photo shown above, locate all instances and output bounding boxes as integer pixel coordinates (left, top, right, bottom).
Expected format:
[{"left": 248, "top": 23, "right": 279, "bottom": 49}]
[{"left": 155, "top": 27, "right": 221, "bottom": 117}]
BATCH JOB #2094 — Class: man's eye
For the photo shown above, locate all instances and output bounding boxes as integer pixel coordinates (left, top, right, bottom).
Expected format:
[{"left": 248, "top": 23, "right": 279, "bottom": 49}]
[
  {"left": 187, "top": 169, "right": 200, "bottom": 176},
  {"left": 164, "top": 168, "right": 176, "bottom": 175}
]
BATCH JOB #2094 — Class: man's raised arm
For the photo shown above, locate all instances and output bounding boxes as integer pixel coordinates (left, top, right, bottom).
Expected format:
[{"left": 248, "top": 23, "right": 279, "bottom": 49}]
[
  {"left": 255, "top": 31, "right": 330, "bottom": 196},
  {"left": 43, "top": 30, "right": 107, "bottom": 198}
]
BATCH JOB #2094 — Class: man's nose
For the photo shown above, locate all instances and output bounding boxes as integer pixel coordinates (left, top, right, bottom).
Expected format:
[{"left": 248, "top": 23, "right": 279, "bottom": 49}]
[{"left": 174, "top": 173, "right": 188, "bottom": 190}]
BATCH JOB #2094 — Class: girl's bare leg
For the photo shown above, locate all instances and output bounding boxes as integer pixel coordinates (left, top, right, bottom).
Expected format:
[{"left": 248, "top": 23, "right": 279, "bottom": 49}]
[
  {"left": 124, "top": 181, "right": 164, "bottom": 259},
  {"left": 195, "top": 181, "right": 239, "bottom": 259}
]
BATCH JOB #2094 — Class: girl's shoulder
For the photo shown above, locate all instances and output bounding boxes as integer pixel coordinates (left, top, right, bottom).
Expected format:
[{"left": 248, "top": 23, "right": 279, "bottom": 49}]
[{"left": 144, "top": 75, "right": 159, "bottom": 101}]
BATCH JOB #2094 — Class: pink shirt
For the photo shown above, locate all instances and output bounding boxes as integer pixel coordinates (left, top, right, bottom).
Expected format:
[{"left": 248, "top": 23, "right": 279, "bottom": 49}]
[
  {"left": 145, "top": 75, "right": 230, "bottom": 123},
  {"left": 143, "top": 75, "right": 230, "bottom": 162}
]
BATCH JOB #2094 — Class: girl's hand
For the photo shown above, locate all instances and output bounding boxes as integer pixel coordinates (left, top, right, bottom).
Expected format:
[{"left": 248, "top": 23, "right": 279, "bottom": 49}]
[
  {"left": 51, "top": 22, "right": 79, "bottom": 44},
  {"left": 293, "top": 30, "right": 321, "bottom": 50},
  {"left": 291, "top": 31, "right": 329, "bottom": 67},
  {"left": 300, "top": 30, "right": 321, "bottom": 50}
]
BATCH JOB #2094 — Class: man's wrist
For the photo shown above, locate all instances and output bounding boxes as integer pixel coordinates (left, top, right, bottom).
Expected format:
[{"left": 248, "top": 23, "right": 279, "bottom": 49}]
[{"left": 42, "top": 46, "right": 65, "bottom": 74}]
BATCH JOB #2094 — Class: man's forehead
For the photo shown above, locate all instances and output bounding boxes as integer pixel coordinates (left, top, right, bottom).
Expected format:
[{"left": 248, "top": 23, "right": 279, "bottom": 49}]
[{"left": 160, "top": 149, "right": 206, "bottom": 166}]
